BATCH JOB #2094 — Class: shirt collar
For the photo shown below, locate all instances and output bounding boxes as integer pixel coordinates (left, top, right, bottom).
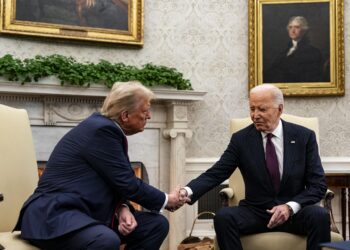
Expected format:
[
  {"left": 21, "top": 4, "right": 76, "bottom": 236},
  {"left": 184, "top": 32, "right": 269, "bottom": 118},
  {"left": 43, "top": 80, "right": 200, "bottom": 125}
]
[
  {"left": 114, "top": 121, "right": 126, "bottom": 137},
  {"left": 261, "top": 119, "right": 283, "bottom": 139}
]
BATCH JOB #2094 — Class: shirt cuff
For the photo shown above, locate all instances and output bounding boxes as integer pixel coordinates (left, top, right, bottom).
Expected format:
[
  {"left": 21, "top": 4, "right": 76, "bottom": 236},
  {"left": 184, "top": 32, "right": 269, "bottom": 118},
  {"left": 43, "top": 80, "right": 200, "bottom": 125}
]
[
  {"left": 160, "top": 193, "right": 168, "bottom": 213},
  {"left": 183, "top": 186, "right": 193, "bottom": 197},
  {"left": 286, "top": 201, "right": 301, "bottom": 214}
]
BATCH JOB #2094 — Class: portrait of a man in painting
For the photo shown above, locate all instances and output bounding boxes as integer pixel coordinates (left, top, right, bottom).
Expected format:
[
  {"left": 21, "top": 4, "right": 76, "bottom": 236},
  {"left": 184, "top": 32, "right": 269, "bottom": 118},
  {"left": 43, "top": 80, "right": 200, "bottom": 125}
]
[{"left": 262, "top": 3, "right": 330, "bottom": 83}]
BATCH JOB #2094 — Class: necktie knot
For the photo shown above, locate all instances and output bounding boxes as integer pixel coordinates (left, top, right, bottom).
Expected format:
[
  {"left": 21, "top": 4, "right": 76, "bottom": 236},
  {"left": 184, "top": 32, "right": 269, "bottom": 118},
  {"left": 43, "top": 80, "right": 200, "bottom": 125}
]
[{"left": 267, "top": 133, "right": 273, "bottom": 140}]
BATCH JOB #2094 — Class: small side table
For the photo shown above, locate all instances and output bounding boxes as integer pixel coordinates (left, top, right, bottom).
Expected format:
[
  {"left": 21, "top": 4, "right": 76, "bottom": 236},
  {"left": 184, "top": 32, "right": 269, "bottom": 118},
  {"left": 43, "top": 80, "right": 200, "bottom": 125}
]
[{"left": 326, "top": 173, "right": 350, "bottom": 240}]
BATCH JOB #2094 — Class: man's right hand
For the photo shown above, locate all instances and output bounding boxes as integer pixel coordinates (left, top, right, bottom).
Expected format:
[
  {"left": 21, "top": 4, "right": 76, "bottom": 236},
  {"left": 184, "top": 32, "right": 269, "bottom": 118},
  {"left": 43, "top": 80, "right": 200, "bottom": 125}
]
[
  {"left": 179, "top": 188, "right": 190, "bottom": 202},
  {"left": 165, "top": 187, "right": 191, "bottom": 212}
]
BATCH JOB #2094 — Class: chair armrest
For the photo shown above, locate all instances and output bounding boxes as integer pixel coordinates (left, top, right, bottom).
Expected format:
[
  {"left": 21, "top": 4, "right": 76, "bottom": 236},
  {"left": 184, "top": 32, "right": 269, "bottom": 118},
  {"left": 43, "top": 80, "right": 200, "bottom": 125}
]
[
  {"left": 322, "top": 189, "right": 340, "bottom": 233},
  {"left": 219, "top": 188, "right": 234, "bottom": 207}
]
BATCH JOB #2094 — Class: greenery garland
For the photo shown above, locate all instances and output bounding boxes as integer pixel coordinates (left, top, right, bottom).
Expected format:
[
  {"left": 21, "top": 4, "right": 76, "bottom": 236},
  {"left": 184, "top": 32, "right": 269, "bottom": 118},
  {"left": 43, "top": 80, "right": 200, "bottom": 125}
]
[{"left": 0, "top": 54, "right": 193, "bottom": 90}]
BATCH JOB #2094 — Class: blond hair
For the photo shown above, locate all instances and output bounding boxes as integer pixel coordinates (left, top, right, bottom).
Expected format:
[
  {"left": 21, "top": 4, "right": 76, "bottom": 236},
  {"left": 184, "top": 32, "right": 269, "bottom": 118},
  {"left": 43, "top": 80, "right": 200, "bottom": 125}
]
[{"left": 101, "top": 81, "right": 154, "bottom": 121}]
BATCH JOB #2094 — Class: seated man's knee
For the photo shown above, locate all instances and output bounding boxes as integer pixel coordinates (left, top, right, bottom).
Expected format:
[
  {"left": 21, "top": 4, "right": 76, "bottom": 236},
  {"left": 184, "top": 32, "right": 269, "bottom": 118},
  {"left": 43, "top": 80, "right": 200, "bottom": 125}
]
[
  {"left": 92, "top": 230, "right": 121, "bottom": 250},
  {"left": 155, "top": 214, "right": 169, "bottom": 236},
  {"left": 214, "top": 207, "right": 236, "bottom": 226},
  {"left": 303, "top": 205, "right": 330, "bottom": 226},
  {"left": 314, "top": 206, "right": 330, "bottom": 224}
]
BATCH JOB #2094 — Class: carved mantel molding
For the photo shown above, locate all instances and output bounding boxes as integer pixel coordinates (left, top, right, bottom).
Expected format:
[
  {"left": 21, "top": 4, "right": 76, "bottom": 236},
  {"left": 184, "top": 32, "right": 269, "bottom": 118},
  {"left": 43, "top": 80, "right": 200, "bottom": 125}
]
[
  {"left": 0, "top": 81, "right": 206, "bottom": 126},
  {"left": 0, "top": 80, "right": 206, "bottom": 250},
  {"left": 0, "top": 80, "right": 205, "bottom": 99}
]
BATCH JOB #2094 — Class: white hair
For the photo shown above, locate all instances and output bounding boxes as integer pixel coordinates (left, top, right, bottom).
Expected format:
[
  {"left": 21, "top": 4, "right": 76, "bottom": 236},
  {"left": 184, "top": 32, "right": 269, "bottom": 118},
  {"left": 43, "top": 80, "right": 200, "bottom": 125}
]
[
  {"left": 250, "top": 84, "right": 284, "bottom": 106},
  {"left": 286, "top": 16, "right": 309, "bottom": 31}
]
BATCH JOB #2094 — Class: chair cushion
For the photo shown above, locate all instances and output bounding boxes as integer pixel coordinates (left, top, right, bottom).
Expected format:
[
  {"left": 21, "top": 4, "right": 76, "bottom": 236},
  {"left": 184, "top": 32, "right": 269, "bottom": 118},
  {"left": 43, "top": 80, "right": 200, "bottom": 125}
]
[
  {"left": 241, "top": 232, "right": 306, "bottom": 250},
  {"left": 0, "top": 231, "right": 39, "bottom": 250},
  {"left": 215, "top": 231, "right": 343, "bottom": 250},
  {"left": 239, "top": 231, "right": 343, "bottom": 250}
]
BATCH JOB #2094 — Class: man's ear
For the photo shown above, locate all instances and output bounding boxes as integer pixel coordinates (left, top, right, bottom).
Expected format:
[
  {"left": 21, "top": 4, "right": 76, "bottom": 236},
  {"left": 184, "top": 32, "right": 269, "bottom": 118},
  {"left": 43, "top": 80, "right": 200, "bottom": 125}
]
[
  {"left": 278, "top": 104, "right": 284, "bottom": 114},
  {"left": 120, "top": 111, "right": 129, "bottom": 122}
]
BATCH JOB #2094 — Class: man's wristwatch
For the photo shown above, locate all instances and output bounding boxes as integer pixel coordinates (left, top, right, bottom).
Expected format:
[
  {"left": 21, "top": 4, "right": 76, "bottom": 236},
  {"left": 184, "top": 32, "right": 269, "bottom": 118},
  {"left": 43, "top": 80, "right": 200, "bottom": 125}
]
[{"left": 286, "top": 204, "right": 294, "bottom": 216}]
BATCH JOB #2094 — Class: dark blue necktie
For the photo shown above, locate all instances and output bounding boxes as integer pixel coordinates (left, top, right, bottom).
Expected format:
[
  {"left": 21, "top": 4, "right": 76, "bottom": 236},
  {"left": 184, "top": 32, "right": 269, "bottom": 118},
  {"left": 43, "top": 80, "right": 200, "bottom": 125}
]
[{"left": 266, "top": 133, "right": 280, "bottom": 193}]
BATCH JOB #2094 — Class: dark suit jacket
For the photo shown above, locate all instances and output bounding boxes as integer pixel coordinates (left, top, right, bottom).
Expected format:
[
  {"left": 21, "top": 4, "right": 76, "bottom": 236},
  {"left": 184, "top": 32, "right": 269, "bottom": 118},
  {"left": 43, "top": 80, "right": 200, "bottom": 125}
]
[
  {"left": 187, "top": 120, "right": 327, "bottom": 210},
  {"left": 264, "top": 37, "right": 323, "bottom": 83},
  {"left": 15, "top": 112, "right": 166, "bottom": 240}
]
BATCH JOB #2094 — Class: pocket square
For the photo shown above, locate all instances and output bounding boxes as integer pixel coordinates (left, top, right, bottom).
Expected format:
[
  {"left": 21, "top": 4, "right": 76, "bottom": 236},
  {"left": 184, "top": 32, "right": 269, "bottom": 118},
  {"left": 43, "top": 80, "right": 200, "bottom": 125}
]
[{"left": 290, "top": 140, "right": 296, "bottom": 144}]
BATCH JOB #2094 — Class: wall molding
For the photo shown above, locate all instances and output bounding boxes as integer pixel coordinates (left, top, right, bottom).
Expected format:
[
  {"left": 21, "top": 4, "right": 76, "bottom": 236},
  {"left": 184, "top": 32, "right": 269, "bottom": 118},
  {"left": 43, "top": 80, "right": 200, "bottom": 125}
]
[{"left": 186, "top": 156, "right": 350, "bottom": 173}]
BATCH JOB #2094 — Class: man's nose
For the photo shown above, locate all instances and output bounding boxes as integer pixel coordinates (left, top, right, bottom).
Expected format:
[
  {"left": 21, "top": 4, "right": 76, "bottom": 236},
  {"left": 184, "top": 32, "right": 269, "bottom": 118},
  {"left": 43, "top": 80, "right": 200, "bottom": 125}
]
[{"left": 251, "top": 112, "right": 260, "bottom": 120}]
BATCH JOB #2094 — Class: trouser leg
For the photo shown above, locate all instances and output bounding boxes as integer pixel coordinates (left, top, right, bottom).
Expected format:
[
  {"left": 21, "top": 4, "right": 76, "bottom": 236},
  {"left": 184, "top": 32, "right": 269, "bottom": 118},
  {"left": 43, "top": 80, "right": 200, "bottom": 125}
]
[
  {"left": 214, "top": 206, "right": 268, "bottom": 250},
  {"left": 30, "top": 224, "right": 120, "bottom": 250},
  {"left": 278, "top": 205, "right": 331, "bottom": 250},
  {"left": 122, "top": 211, "right": 169, "bottom": 250}
]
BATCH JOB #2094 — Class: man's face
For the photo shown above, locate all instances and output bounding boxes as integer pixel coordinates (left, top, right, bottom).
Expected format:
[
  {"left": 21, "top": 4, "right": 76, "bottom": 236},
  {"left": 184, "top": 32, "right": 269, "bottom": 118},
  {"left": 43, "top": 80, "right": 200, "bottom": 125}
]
[
  {"left": 249, "top": 91, "right": 283, "bottom": 132},
  {"left": 122, "top": 99, "right": 151, "bottom": 135},
  {"left": 288, "top": 20, "right": 304, "bottom": 41}
]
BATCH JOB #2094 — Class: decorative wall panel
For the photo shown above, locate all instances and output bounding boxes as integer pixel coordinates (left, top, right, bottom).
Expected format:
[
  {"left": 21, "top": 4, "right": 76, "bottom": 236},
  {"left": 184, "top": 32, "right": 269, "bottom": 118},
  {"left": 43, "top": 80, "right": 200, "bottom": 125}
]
[{"left": 0, "top": 0, "right": 349, "bottom": 159}]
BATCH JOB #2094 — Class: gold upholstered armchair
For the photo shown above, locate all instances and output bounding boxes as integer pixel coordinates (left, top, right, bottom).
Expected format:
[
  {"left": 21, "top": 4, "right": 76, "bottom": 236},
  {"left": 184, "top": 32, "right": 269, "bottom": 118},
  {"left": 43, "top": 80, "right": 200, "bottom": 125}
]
[
  {"left": 217, "top": 114, "right": 343, "bottom": 250},
  {"left": 0, "top": 105, "right": 39, "bottom": 249},
  {"left": 0, "top": 104, "right": 129, "bottom": 250}
]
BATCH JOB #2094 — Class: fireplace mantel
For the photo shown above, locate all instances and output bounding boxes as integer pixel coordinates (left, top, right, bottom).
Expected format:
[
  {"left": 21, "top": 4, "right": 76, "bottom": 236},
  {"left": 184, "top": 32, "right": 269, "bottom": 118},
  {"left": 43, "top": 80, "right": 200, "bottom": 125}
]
[
  {"left": 0, "top": 80, "right": 206, "bottom": 250},
  {"left": 0, "top": 80, "right": 205, "bottom": 100}
]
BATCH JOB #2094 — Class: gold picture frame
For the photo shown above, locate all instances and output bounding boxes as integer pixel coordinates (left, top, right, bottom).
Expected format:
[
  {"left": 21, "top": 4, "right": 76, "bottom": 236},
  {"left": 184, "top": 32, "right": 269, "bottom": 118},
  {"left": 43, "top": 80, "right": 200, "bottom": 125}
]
[
  {"left": 248, "top": 0, "right": 344, "bottom": 96},
  {"left": 0, "top": 0, "right": 143, "bottom": 45}
]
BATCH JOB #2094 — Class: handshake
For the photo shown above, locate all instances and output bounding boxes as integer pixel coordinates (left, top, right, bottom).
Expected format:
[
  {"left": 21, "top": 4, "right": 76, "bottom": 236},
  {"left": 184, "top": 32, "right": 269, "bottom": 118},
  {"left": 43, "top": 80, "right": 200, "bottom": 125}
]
[{"left": 165, "top": 187, "right": 191, "bottom": 212}]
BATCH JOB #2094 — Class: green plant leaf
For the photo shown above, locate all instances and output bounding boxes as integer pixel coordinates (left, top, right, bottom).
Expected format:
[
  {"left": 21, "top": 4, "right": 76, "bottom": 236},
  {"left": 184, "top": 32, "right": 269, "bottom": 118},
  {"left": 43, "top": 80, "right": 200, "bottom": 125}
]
[{"left": 0, "top": 54, "right": 193, "bottom": 90}]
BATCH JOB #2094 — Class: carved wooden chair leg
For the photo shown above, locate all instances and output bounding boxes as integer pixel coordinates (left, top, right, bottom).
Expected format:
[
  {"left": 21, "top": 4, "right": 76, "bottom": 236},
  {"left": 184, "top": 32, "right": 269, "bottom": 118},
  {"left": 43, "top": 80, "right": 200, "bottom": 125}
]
[{"left": 324, "top": 189, "right": 340, "bottom": 234}]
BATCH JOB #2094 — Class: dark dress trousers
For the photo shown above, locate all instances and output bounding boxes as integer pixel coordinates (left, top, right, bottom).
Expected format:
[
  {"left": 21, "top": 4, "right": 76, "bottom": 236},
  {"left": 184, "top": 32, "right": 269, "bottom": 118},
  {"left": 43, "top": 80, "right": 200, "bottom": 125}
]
[
  {"left": 14, "top": 112, "right": 167, "bottom": 244},
  {"left": 264, "top": 37, "right": 323, "bottom": 83},
  {"left": 187, "top": 120, "right": 329, "bottom": 250}
]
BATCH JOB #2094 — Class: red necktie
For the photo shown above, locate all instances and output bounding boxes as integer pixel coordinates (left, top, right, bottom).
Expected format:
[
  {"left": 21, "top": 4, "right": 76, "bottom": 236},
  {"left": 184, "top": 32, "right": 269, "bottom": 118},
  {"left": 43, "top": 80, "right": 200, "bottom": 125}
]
[{"left": 266, "top": 133, "right": 280, "bottom": 193}]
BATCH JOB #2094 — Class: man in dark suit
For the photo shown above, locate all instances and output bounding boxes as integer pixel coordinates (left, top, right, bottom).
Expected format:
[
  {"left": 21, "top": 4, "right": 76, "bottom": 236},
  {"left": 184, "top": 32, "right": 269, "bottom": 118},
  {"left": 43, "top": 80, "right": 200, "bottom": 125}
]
[
  {"left": 180, "top": 84, "right": 330, "bottom": 250},
  {"left": 264, "top": 16, "right": 323, "bottom": 83},
  {"left": 15, "top": 81, "right": 187, "bottom": 250}
]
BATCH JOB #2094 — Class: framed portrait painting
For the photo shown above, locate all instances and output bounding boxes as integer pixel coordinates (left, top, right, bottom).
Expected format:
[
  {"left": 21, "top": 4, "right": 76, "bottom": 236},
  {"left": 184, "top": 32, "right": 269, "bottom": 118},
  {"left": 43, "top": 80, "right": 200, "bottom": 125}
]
[
  {"left": 0, "top": 0, "right": 144, "bottom": 45},
  {"left": 248, "top": 0, "right": 344, "bottom": 96}
]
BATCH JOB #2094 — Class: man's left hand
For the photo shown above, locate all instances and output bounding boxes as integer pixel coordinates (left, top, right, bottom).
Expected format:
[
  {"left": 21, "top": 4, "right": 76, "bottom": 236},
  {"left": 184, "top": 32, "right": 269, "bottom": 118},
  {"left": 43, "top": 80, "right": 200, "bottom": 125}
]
[{"left": 266, "top": 204, "right": 291, "bottom": 229}]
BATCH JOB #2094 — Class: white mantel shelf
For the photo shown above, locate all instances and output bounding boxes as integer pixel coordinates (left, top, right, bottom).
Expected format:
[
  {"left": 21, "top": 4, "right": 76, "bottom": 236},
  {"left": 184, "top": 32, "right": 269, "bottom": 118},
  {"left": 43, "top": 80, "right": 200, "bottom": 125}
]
[{"left": 0, "top": 81, "right": 206, "bottom": 101}]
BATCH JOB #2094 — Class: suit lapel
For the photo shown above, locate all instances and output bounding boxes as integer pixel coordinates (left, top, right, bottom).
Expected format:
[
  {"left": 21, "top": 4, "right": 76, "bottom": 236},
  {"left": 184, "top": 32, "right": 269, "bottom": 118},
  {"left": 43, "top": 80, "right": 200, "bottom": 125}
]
[
  {"left": 113, "top": 120, "right": 130, "bottom": 161},
  {"left": 281, "top": 121, "right": 298, "bottom": 187},
  {"left": 247, "top": 127, "right": 273, "bottom": 190},
  {"left": 122, "top": 135, "right": 129, "bottom": 161}
]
